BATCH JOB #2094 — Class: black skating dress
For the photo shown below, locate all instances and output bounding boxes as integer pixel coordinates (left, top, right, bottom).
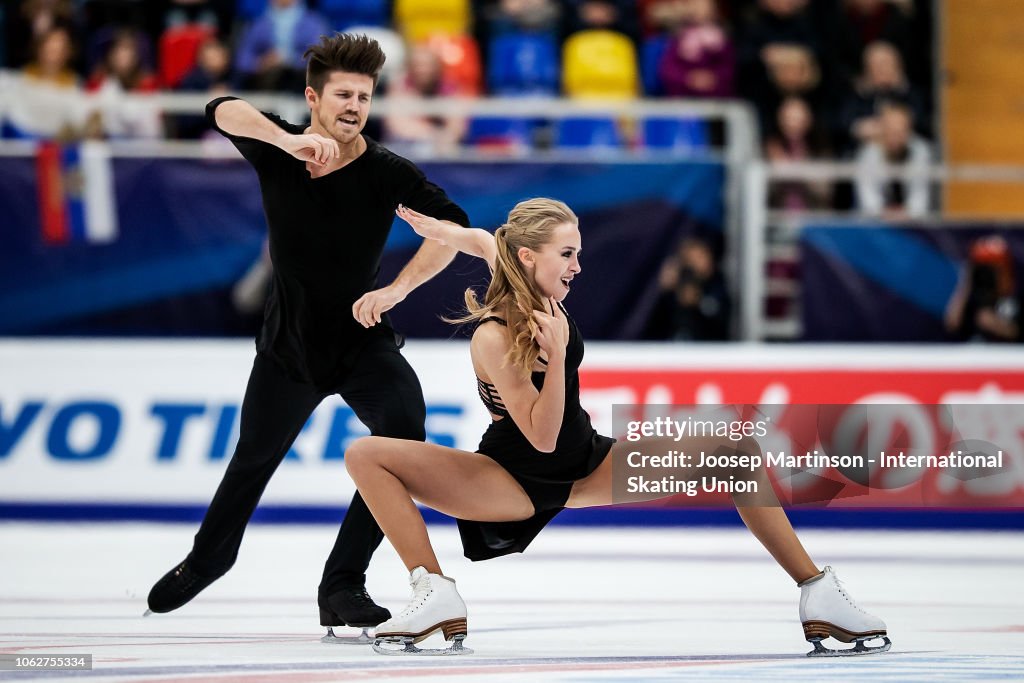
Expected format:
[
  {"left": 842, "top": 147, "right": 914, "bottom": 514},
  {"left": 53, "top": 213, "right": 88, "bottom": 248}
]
[{"left": 457, "top": 302, "right": 616, "bottom": 561}]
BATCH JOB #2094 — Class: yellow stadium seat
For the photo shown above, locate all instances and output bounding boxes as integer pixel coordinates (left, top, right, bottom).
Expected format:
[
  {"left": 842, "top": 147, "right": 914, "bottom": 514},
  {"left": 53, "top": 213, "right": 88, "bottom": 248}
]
[
  {"left": 394, "top": 0, "right": 470, "bottom": 42},
  {"left": 562, "top": 30, "right": 638, "bottom": 99}
]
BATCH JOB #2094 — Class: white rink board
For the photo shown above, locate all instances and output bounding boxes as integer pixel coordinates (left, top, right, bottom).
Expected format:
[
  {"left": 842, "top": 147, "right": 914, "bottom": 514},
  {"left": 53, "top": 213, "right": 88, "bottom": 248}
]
[
  {"left": 0, "top": 340, "right": 487, "bottom": 506},
  {"left": 3, "top": 340, "right": 1024, "bottom": 507}
]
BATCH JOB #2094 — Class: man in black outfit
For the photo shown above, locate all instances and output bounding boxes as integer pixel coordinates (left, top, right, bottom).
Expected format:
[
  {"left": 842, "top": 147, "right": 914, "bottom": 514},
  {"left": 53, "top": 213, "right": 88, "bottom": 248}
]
[{"left": 146, "top": 34, "right": 470, "bottom": 633}]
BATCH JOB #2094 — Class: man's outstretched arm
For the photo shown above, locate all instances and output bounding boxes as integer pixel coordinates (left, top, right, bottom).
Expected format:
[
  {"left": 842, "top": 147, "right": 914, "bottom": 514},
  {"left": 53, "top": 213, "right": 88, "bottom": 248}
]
[{"left": 351, "top": 225, "right": 461, "bottom": 328}]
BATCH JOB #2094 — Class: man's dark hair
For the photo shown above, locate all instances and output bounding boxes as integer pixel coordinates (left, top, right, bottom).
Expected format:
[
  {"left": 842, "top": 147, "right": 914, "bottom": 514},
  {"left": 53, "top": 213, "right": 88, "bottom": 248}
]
[
  {"left": 304, "top": 33, "right": 386, "bottom": 93},
  {"left": 876, "top": 95, "right": 912, "bottom": 117}
]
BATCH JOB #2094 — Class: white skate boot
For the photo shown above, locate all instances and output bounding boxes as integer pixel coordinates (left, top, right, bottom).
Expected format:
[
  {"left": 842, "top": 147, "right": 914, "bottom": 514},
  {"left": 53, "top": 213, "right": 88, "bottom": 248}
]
[
  {"left": 371, "top": 567, "right": 472, "bottom": 656},
  {"left": 799, "top": 566, "right": 891, "bottom": 656}
]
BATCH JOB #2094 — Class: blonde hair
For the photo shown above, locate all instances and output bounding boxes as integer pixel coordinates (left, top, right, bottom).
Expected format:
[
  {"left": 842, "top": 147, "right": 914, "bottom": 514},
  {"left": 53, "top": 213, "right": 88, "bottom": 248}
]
[{"left": 453, "top": 198, "right": 578, "bottom": 379}]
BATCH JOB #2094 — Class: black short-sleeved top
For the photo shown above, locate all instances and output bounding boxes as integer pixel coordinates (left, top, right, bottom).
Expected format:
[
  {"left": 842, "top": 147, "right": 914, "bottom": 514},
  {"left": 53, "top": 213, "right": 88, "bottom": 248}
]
[{"left": 206, "top": 97, "right": 469, "bottom": 389}]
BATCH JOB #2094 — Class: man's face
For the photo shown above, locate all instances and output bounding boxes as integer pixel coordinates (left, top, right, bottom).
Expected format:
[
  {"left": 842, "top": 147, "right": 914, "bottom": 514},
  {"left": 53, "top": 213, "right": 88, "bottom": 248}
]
[
  {"left": 880, "top": 106, "right": 912, "bottom": 151},
  {"left": 306, "top": 71, "right": 374, "bottom": 145}
]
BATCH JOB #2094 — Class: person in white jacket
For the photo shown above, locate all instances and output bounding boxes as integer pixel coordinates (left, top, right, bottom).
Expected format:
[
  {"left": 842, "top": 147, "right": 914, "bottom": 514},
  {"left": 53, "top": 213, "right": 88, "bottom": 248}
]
[{"left": 855, "top": 98, "right": 932, "bottom": 218}]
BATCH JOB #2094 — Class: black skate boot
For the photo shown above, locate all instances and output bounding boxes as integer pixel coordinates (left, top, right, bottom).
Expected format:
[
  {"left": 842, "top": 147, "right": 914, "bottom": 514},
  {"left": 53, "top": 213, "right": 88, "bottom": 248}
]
[
  {"left": 318, "top": 586, "right": 391, "bottom": 645},
  {"left": 146, "top": 559, "right": 222, "bottom": 614}
]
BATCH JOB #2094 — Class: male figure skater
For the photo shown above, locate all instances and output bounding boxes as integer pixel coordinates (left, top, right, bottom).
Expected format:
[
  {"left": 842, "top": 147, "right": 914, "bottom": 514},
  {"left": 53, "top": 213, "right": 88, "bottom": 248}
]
[{"left": 146, "top": 33, "right": 469, "bottom": 637}]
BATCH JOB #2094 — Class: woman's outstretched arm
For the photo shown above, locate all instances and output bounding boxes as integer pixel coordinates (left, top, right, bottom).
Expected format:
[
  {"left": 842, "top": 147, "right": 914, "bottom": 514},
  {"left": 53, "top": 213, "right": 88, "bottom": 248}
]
[{"left": 397, "top": 205, "right": 496, "bottom": 271}]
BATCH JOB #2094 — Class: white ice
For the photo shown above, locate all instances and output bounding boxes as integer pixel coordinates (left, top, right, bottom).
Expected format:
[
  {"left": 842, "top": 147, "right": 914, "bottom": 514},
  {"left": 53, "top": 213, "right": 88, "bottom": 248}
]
[{"left": 2, "top": 522, "right": 1023, "bottom": 682}]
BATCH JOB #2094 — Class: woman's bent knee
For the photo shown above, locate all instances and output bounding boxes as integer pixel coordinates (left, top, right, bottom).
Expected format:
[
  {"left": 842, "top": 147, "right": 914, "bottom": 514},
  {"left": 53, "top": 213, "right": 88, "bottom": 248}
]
[{"left": 344, "top": 436, "right": 386, "bottom": 478}]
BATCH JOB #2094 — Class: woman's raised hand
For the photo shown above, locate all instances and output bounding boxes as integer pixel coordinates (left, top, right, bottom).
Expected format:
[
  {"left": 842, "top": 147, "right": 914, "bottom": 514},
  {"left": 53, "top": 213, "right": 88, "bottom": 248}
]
[
  {"left": 532, "top": 300, "right": 568, "bottom": 360},
  {"left": 396, "top": 204, "right": 449, "bottom": 244}
]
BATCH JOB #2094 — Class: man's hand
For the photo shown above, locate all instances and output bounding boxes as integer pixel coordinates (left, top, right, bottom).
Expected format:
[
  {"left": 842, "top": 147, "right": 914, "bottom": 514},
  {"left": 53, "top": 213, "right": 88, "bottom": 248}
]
[
  {"left": 281, "top": 133, "right": 340, "bottom": 166},
  {"left": 352, "top": 284, "right": 407, "bottom": 328}
]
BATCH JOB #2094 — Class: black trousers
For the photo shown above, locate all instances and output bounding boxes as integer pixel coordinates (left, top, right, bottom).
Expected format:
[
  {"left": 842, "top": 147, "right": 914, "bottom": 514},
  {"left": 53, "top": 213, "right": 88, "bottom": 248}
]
[{"left": 188, "top": 341, "right": 426, "bottom": 595}]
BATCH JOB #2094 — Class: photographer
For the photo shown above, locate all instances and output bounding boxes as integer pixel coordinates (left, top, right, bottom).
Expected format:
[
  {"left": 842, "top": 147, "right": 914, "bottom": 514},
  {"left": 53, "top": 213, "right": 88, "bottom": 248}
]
[
  {"left": 945, "top": 235, "right": 1022, "bottom": 343},
  {"left": 655, "top": 234, "right": 731, "bottom": 341}
]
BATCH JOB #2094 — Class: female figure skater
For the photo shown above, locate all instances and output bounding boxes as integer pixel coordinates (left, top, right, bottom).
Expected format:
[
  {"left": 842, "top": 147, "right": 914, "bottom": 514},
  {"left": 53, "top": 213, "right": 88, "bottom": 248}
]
[{"left": 345, "top": 199, "right": 890, "bottom": 657}]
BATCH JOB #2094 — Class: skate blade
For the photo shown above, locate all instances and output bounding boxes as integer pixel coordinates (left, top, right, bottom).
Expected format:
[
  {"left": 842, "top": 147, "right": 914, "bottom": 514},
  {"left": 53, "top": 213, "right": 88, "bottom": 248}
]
[
  {"left": 372, "top": 634, "right": 472, "bottom": 656},
  {"left": 806, "top": 635, "right": 891, "bottom": 657},
  {"left": 321, "top": 627, "right": 373, "bottom": 645}
]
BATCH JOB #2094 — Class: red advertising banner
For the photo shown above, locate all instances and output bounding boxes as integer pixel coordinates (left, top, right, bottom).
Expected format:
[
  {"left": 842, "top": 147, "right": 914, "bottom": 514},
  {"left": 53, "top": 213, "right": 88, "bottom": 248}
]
[
  {"left": 579, "top": 369, "right": 1024, "bottom": 405},
  {"left": 580, "top": 368, "right": 1024, "bottom": 509}
]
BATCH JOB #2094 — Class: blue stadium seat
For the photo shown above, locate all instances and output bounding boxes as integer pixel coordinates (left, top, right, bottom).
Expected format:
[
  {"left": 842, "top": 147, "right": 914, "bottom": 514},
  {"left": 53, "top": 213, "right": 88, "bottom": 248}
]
[
  {"left": 641, "top": 118, "right": 710, "bottom": 151},
  {"left": 465, "top": 117, "right": 535, "bottom": 148},
  {"left": 640, "top": 35, "right": 670, "bottom": 96},
  {"left": 236, "top": 0, "right": 267, "bottom": 21},
  {"left": 554, "top": 117, "right": 623, "bottom": 149},
  {"left": 487, "top": 32, "right": 559, "bottom": 96},
  {"left": 318, "top": 0, "right": 389, "bottom": 30}
]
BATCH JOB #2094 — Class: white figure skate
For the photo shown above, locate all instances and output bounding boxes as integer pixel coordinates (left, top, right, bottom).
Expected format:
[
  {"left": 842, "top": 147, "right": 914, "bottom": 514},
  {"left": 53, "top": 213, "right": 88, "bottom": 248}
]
[
  {"left": 799, "top": 566, "right": 891, "bottom": 656},
  {"left": 372, "top": 567, "right": 472, "bottom": 656}
]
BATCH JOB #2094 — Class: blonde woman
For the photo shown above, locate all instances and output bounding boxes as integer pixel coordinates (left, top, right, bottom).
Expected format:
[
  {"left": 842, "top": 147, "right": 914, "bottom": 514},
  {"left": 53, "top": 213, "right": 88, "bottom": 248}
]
[{"left": 346, "top": 199, "right": 890, "bottom": 657}]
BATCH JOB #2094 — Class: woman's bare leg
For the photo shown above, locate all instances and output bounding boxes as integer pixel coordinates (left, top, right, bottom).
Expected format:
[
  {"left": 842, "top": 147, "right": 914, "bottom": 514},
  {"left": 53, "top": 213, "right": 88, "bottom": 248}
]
[
  {"left": 734, "top": 506, "right": 818, "bottom": 583},
  {"left": 566, "top": 435, "right": 819, "bottom": 583},
  {"left": 345, "top": 436, "right": 534, "bottom": 576}
]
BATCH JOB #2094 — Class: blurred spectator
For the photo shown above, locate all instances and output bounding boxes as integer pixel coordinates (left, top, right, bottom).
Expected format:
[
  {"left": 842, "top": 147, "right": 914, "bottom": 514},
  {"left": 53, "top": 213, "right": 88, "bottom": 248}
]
[
  {"left": 80, "top": 2, "right": 156, "bottom": 69},
  {"left": 163, "top": 0, "right": 232, "bottom": 36},
  {"left": 764, "top": 96, "right": 831, "bottom": 209},
  {"left": 85, "top": 29, "right": 162, "bottom": 138},
  {"left": 736, "top": 0, "right": 818, "bottom": 103},
  {"left": 86, "top": 28, "right": 156, "bottom": 92},
  {"left": 657, "top": 0, "right": 734, "bottom": 98},
  {"left": 7, "top": 25, "right": 88, "bottom": 138},
  {"left": 837, "top": 40, "right": 925, "bottom": 152},
  {"left": 484, "top": 0, "right": 561, "bottom": 36},
  {"left": 157, "top": 19, "right": 216, "bottom": 89},
  {"left": 383, "top": 43, "right": 467, "bottom": 154},
  {"left": 638, "top": 0, "right": 690, "bottom": 38},
  {"left": 173, "top": 36, "right": 233, "bottom": 139},
  {"left": 752, "top": 42, "right": 824, "bottom": 130},
  {"left": 831, "top": 0, "right": 914, "bottom": 89},
  {"left": 763, "top": 42, "right": 817, "bottom": 98},
  {"left": 5, "top": 0, "right": 78, "bottom": 69},
  {"left": 655, "top": 234, "right": 731, "bottom": 341},
  {"left": 854, "top": 98, "right": 931, "bottom": 217},
  {"left": 235, "top": 0, "right": 328, "bottom": 91},
  {"left": 179, "top": 35, "right": 232, "bottom": 92},
  {"left": 564, "top": 0, "right": 639, "bottom": 44},
  {"left": 945, "top": 236, "right": 1022, "bottom": 343},
  {"left": 22, "top": 23, "right": 78, "bottom": 87}
]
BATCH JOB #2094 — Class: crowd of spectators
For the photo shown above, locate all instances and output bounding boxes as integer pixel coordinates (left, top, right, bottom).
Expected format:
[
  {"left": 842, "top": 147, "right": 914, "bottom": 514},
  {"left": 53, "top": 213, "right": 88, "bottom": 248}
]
[
  {"left": 0, "top": 0, "right": 940, "bottom": 342},
  {"left": 1, "top": 2, "right": 931, "bottom": 153}
]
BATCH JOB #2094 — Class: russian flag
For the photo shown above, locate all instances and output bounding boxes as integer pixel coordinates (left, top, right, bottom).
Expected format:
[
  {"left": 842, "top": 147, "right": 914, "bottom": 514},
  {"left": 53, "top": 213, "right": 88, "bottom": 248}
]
[{"left": 36, "top": 141, "right": 119, "bottom": 245}]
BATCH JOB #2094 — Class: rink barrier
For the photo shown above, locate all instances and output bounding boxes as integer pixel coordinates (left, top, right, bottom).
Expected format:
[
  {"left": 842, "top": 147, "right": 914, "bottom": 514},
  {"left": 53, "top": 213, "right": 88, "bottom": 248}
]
[{"left": 3, "top": 340, "right": 1024, "bottom": 527}]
